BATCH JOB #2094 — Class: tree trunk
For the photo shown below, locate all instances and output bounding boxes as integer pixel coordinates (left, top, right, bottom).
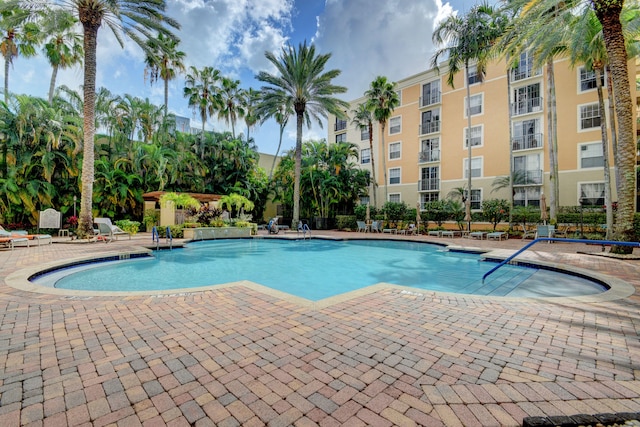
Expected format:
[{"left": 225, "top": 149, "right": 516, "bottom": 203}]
[
  {"left": 78, "top": 22, "right": 99, "bottom": 238},
  {"left": 4, "top": 53, "right": 9, "bottom": 101},
  {"left": 593, "top": 0, "right": 636, "bottom": 248},
  {"left": 606, "top": 66, "right": 620, "bottom": 193},
  {"left": 368, "top": 121, "right": 377, "bottom": 208},
  {"left": 546, "top": 59, "right": 559, "bottom": 223},
  {"left": 293, "top": 111, "right": 303, "bottom": 226},
  {"left": 48, "top": 64, "right": 58, "bottom": 104},
  {"left": 596, "top": 67, "right": 613, "bottom": 239},
  {"left": 380, "top": 122, "right": 388, "bottom": 203},
  {"left": 163, "top": 77, "right": 169, "bottom": 116}
]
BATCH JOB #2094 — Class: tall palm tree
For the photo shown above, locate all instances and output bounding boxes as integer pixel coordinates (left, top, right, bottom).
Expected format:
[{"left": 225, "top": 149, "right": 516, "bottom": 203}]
[
  {"left": 0, "top": 6, "right": 40, "bottom": 101},
  {"left": 351, "top": 102, "right": 377, "bottom": 207},
  {"left": 41, "top": 10, "right": 83, "bottom": 104},
  {"left": 256, "top": 41, "right": 348, "bottom": 226},
  {"left": 241, "top": 87, "right": 261, "bottom": 145},
  {"left": 591, "top": 0, "right": 637, "bottom": 248},
  {"left": 218, "top": 77, "right": 244, "bottom": 138},
  {"left": 183, "top": 66, "right": 221, "bottom": 158},
  {"left": 431, "top": 2, "right": 502, "bottom": 230},
  {"left": 255, "top": 90, "right": 293, "bottom": 179},
  {"left": 365, "top": 76, "right": 399, "bottom": 205},
  {"left": 144, "top": 32, "right": 185, "bottom": 116}
]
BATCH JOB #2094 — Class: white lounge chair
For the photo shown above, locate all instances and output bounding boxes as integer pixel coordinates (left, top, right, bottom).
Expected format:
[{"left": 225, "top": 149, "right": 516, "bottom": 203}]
[
  {"left": 94, "top": 218, "right": 130, "bottom": 240},
  {"left": 356, "top": 221, "right": 367, "bottom": 232}
]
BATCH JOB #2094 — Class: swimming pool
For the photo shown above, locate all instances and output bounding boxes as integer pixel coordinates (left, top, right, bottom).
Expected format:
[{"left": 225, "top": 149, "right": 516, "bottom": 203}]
[{"left": 32, "top": 239, "right": 607, "bottom": 300}]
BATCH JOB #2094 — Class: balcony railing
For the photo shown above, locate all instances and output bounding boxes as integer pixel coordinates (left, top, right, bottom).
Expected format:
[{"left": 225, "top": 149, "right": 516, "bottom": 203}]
[
  {"left": 511, "top": 97, "right": 543, "bottom": 116},
  {"left": 510, "top": 66, "right": 542, "bottom": 82},
  {"left": 512, "top": 133, "right": 543, "bottom": 151},
  {"left": 419, "top": 150, "right": 440, "bottom": 163},
  {"left": 419, "top": 121, "right": 440, "bottom": 135},
  {"left": 420, "top": 90, "right": 441, "bottom": 107},
  {"left": 513, "top": 169, "right": 543, "bottom": 185},
  {"left": 334, "top": 120, "right": 347, "bottom": 131},
  {"left": 418, "top": 179, "right": 439, "bottom": 192}
]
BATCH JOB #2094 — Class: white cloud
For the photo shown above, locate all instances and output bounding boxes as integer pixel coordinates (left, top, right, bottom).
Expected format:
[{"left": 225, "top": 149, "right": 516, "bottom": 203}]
[{"left": 314, "top": 0, "right": 454, "bottom": 100}]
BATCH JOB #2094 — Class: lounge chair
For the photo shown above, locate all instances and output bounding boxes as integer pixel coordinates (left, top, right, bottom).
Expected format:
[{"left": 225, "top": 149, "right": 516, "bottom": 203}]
[
  {"left": 521, "top": 224, "right": 536, "bottom": 240},
  {"left": 94, "top": 222, "right": 114, "bottom": 243},
  {"left": 370, "top": 221, "right": 382, "bottom": 233},
  {"left": 0, "top": 230, "right": 30, "bottom": 250},
  {"left": 535, "top": 225, "right": 555, "bottom": 241},
  {"left": 0, "top": 226, "right": 51, "bottom": 245},
  {"left": 356, "top": 221, "right": 367, "bottom": 232},
  {"left": 93, "top": 218, "right": 130, "bottom": 240},
  {"left": 487, "top": 231, "right": 508, "bottom": 240}
]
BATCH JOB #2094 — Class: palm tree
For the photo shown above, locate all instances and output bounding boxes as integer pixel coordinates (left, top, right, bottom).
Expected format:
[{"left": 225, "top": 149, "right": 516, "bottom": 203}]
[
  {"left": 144, "top": 32, "right": 185, "bottom": 116},
  {"left": 351, "top": 102, "right": 377, "bottom": 207},
  {"left": 591, "top": 0, "right": 637, "bottom": 248},
  {"left": 241, "top": 88, "right": 261, "bottom": 145},
  {"left": 256, "top": 41, "right": 349, "bottom": 226},
  {"left": 255, "top": 90, "right": 293, "bottom": 179},
  {"left": 41, "top": 10, "right": 83, "bottom": 104},
  {"left": 0, "top": 6, "right": 40, "bottom": 101},
  {"left": 218, "top": 77, "right": 244, "bottom": 139},
  {"left": 365, "top": 76, "right": 399, "bottom": 205},
  {"left": 431, "top": 2, "right": 502, "bottom": 230},
  {"left": 183, "top": 66, "right": 221, "bottom": 158}
]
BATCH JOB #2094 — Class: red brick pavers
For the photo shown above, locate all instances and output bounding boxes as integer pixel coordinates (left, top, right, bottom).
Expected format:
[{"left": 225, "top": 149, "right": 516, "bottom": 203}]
[{"left": 1, "top": 233, "right": 640, "bottom": 426}]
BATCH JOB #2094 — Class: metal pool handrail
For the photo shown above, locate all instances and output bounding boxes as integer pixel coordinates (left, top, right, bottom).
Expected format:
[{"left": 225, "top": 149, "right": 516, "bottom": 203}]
[{"left": 482, "top": 237, "right": 640, "bottom": 284}]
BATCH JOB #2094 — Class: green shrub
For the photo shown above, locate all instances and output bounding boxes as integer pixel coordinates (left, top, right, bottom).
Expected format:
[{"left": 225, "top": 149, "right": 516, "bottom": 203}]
[
  {"left": 115, "top": 219, "right": 140, "bottom": 235},
  {"left": 234, "top": 220, "right": 251, "bottom": 228},
  {"left": 336, "top": 215, "right": 356, "bottom": 230},
  {"left": 143, "top": 209, "right": 159, "bottom": 231}
]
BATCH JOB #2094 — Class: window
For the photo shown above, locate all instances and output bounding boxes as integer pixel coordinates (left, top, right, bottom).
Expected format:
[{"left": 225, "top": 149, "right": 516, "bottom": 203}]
[
  {"left": 464, "top": 125, "right": 482, "bottom": 148},
  {"left": 580, "top": 143, "right": 604, "bottom": 168},
  {"left": 463, "top": 157, "right": 482, "bottom": 179},
  {"left": 361, "top": 148, "right": 371, "bottom": 164},
  {"left": 421, "top": 80, "right": 441, "bottom": 106},
  {"left": 580, "top": 182, "right": 605, "bottom": 206},
  {"left": 465, "top": 94, "right": 483, "bottom": 116},
  {"left": 420, "top": 192, "right": 439, "bottom": 206},
  {"left": 467, "top": 64, "right": 482, "bottom": 85},
  {"left": 580, "top": 104, "right": 601, "bottom": 130},
  {"left": 512, "top": 83, "right": 541, "bottom": 115},
  {"left": 511, "top": 51, "right": 539, "bottom": 81},
  {"left": 360, "top": 127, "right": 369, "bottom": 141},
  {"left": 420, "top": 108, "right": 440, "bottom": 134},
  {"left": 335, "top": 133, "right": 346, "bottom": 143},
  {"left": 514, "top": 153, "right": 542, "bottom": 184},
  {"left": 396, "top": 90, "right": 402, "bottom": 106},
  {"left": 470, "top": 189, "right": 482, "bottom": 210},
  {"left": 389, "top": 142, "right": 401, "bottom": 160},
  {"left": 420, "top": 138, "right": 440, "bottom": 162},
  {"left": 389, "top": 193, "right": 401, "bottom": 203},
  {"left": 389, "top": 168, "right": 401, "bottom": 185},
  {"left": 360, "top": 196, "right": 370, "bottom": 205},
  {"left": 579, "top": 67, "right": 604, "bottom": 92},
  {"left": 513, "top": 119, "right": 542, "bottom": 150},
  {"left": 389, "top": 116, "right": 401, "bottom": 134},
  {"left": 334, "top": 118, "right": 347, "bottom": 132},
  {"left": 514, "top": 187, "right": 541, "bottom": 207},
  {"left": 419, "top": 166, "right": 439, "bottom": 191}
]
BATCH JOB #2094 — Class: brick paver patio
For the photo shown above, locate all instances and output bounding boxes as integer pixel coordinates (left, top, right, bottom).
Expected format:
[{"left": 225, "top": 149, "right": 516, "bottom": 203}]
[{"left": 1, "top": 232, "right": 640, "bottom": 426}]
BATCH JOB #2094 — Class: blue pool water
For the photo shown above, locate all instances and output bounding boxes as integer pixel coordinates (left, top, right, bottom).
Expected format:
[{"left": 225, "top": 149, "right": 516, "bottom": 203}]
[{"left": 37, "top": 239, "right": 606, "bottom": 300}]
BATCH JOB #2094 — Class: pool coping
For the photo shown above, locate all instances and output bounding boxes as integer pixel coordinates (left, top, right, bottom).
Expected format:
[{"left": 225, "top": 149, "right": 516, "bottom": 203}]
[{"left": 4, "top": 237, "right": 635, "bottom": 308}]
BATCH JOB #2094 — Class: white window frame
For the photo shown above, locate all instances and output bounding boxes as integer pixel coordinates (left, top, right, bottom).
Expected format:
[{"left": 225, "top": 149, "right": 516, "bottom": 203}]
[
  {"left": 463, "top": 157, "right": 483, "bottom": 179},
  {"left": 464, "top": 93, "right": 483, "bottom": 117},
  {"left": 389, "top": 167, "right": 401, "bottom": 185},
  {"left": 470, "top": 188, "right": 482, "bottom": 210},
  {"left": 360, "top": 127, "right": 369, "bottom": 141},
  {"left": 389, "top": 142, "right": 401, "bottom": 160},
  {"left": 464, "top": 125, "right": 483, "bottom": 148},
  {"left": 579, "top": 142, "right": 604, "bottom": 169},
  {"left": 360, "top": 196, "right": 370, "bottom": 205},
  {"left": 420, "top": 192, "right": 439, "bottom": 206},
  {"left": 389, "top": 116, "right": 401, "bottom": 135},
  {"left": 579, "top": 103, "right": 601, "bottom": 131},
  {"left": 467, "top": 64, "right": 482, "bottom": 86},
  {"left": 578, "top": 66, "right": 605, "bottom": 93},
  {"left": 579, "top": 182, "right": 605, "bottom": 206},
  {"left": 396, "top": 90, "right": 402, "bottom": 106},
  {"left": 388, "top": 193, "right": 401, "bottom": 203},
  {"left": 361, "top": 148, "right": 371, "bottom": 164}
]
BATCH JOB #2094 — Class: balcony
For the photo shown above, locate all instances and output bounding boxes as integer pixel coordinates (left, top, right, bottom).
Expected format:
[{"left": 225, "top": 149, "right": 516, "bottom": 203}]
[
  {"left": 334, "top": 120, "right": 347, "bottom": 132},
  {"left": 510, "top": 66, "right": 542, "bottom": 82},
  {"left": 418, "top": 179, "right": 439, "bottom": 192},
  {"left": 419, "top": 150, "right": 440, "bottom": 163},
  {"left": 511, "top": 97, "right": 543, "bottom": 116},
  {"left": 419, "top": 121, "right": 440, "bottom": 135},
  {"left": 420, "top": 90, "right": 441, "bottom": 107},
  {"left": 512, "top": 133, "right": 543, "bottom": 151},
  {"left": 514, "top": 169, "right": 543, "bottom": 185}
]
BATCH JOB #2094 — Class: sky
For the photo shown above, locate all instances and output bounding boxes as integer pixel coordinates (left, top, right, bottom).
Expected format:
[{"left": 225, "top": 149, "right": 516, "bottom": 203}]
[{"left": 3, "top": 0, "right": 476, "bottom": 155}]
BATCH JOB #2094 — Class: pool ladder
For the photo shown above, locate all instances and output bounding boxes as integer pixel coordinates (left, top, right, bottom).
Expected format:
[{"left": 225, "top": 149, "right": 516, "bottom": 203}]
[
  {"left": 298, "top": 222, "right": 311, "bottom": 239},
  {"left": 152, "top": 226, "right": 173, "bottom": 250}
]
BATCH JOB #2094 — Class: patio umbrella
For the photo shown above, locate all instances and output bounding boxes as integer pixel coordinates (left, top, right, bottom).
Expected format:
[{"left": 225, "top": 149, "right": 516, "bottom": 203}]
[
  {"left": 416, "top": 202, "right": 421, "bottom": 228},
  {"left": 365, "top": 203, "right": 371, "bottom": 223},
  {"left": 540, "top": 193, "right": 548, "bottom": 225}
]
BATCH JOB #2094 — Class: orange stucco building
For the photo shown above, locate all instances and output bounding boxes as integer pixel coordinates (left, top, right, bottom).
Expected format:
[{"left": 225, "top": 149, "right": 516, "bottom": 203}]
[{"left": 329, "top": 55, "right": 638, "bottom": 212}]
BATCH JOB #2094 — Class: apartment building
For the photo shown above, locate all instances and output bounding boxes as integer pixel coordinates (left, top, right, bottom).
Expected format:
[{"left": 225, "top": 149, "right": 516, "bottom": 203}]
[{"left": 329, "top": 55, "right": 639, "bottom": 212}]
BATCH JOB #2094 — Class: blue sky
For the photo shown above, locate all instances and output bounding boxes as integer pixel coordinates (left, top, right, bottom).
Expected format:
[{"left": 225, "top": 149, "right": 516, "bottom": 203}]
[{"left": 4, "top": 0, "right": 473, "bottom": 155}]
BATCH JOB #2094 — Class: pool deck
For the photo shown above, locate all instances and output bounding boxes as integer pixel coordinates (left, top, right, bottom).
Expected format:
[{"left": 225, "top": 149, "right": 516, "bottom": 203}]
[{"left": 1, "top": 231, "right": 640, "bottom": 426}]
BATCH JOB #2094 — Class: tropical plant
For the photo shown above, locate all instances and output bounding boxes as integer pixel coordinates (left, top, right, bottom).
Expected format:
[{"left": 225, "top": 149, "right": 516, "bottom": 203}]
[
  {"left": 365, "top": 76, "right": 399, "bottom": 203},
  {"left": 159, "top": 192, "right": 200, "bottom": 210},
  {"left": 218, "top": 77, "right": 244, "bottom": 138},
  {"left": 144, "top": 32, "right": 185, "bottom": 116},
  {"left": 351, "top": 102, "right": 377, "bottom": 207},
  {"left": 482, "top": 199, "right": 509, "bottom": 231},
  {"left": 256, "top": 41, "right": 349, "bottom": 227},
  {"left": 255, "top": 90, "right": 293, "bottom": 179},
  {"left": 218, "top": 193, "right": 254, "bottom": 218},
  {"left": 183, "top": 66, "right": 221, "bottom": 158}
]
